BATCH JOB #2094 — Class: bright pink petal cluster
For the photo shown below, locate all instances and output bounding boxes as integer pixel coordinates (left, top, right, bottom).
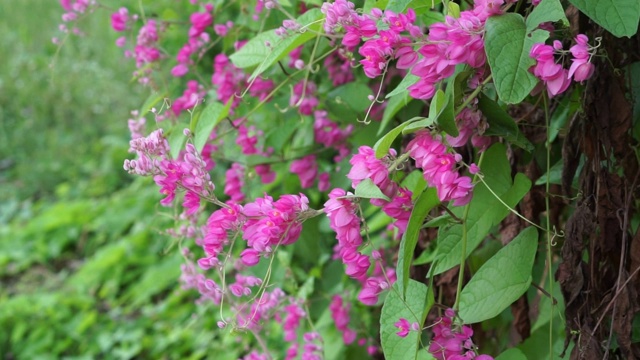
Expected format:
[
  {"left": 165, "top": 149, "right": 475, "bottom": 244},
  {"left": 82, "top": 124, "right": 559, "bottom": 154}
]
[
  {"left": 179, "top": 262, "right": 223, "bottom": 305},
  {"left": 324, "top": 51, "right": 355, "bottom": 86},
  {"left": 329, "top": 295, "right": 357, "bottom": 344},
  {"left": 211, "top": 52, "right": 274, "bottom": 111},
  {"left": 111, "top": 7, "right": 129, "bottom": 32},
  {"left": 394, "top": 317, "right": 418, "bottom": 338},
  {"left": 409, "top": 2, "right": 497, "bottom": 99},
  {"left": 347, "top": 146, "right": 397, "bottom": 204},
  {"left": 290, "top": 155, "right": 318, "bottom": 189},
  {"left": 568, "top": 34, "right": 595, "bottom": 82},
  {"left": 381, "top": 187, "right": 413, "bottom": 236},
  {"left": 407, "top": 131, "right": 473, "bottom": 206},
  {"left": 324, "top": 188, "right": 370, "bottom": 280},
  {"left": 530, "top": 34, "right": 594, "bottom": 97},
  {"left": 124, "top": 129, "right": 169, "bottom": 175},
  {"left": 172, "top": 80, "right": 205, "bottom": 116},
  {"left": 313, "top": 110, "right": 353, "bottom": 162},
  {"left": 290, "top": 81, "right": 319, "bottom": 115},
  {"left": 198, "top": 202, "right": 243, "bottom": 270},
  {"left": 530, "top": 42, "right": 571, "bottom": 97},
  {"left": 428, "top": 309, "right": 494, "bottom": 360},
  {"left": 446, "top": 106, "right": 492, "bottom": 152},
  {"left": 242, "top": 194, "right": 309, "bottom": 253},
  {"left": 224, "top": 162, "right": 245, "bottom": 202}
]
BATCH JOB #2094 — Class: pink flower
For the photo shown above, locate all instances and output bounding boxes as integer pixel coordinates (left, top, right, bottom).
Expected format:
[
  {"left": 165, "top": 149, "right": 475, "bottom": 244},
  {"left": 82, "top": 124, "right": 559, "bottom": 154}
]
[
  {"left": 240, "top": 248, "right": 261, "bottom": 266},
  {"left": 111, "top": 7, "right": 129, "bottom": 32},
  {"left": 255, "top": 164, "right": 276, "bottom": 184},
  {"left": 224, "top": 163, "right": 245, "bottom": 202},
  {"left": 189, "top": 9, "right": 213, "bottom": 38},
  {"left": 428, "top": 308, "right": 493, "bottom": 359},
  {"left": 407, "top": 131, "right": 474, "bottom": 206},
  {"left": 290, "top": 155, "right": 318, "bottom": 188},
  {"left": 394, "top": 318, "right": 411, "bottom": 337}
]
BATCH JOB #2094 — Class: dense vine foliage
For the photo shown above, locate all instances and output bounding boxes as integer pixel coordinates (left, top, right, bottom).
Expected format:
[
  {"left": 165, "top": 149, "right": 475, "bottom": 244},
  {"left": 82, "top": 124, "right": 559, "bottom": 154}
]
[{"left": 53, "top": 0, "right": 640, "bottom": 358}]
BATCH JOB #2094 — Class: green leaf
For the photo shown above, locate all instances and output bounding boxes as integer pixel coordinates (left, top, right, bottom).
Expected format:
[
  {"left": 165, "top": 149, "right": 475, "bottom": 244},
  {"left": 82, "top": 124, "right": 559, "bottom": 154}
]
[
  {"left": 168, "top": 126, "right": 187, "bottom": 159},
  {"left": 374, "top": 119, "right": 416, "bottom": 157},
  {"left": 228, "top": 31, "right": 277, "bottom": 68},
  {"left": 381, "top": 92, "right": 414, "bottom": 134},
  {"left": 328, "top": 82, "right": 373, "bottom": 113},
  {"left": 397, "top": 188, "right": 439, "bottom": 297},
  {"left": 354, "top": 178, "right": 391, "bottom": 201},
  {"left": 229, "top": 9, "right": 323, "bottom": 80},
  {"left": 526, "top": 0, "right": 569, "bottom": 31},
  {"left": 431, "top": 143, "right": 532, "bottom": 275},
  {"left": 192, "top": 98, "right": 232, "bottom": 153},
  {"left": 386, "top": 74, "right": 420, "bottom": 99},
  {"left": 477, "top": 93, "right": 534, "bottom": 151},
  {"left": 139, "top": 92, "right": 165, "bottom": 116},
  {"left": 447, "top": 1, "right": 460, "bottom": 18},
  {"left": 401, "top": 117, "right": 435, "bottom": 134},
  {"left": 495, "top": 348, "right": 528, "bottom": 360},
  {"left": 381, "top": 280, "right": 433, "bottom": 360},
  {"left": 485, "top": 14, "right": 550, "bottom": 103},
  {"left": 458, "top": 227, "right": 538, "bottom": 323},
  {"left": 568, "top": 0, "right": 640, "bottom": 38},
  {"left": 548, "top": 90, "right": 580, "bottom": 143},
  {"left": 364, "top": 0, "right": 390, "bottom": 15},
  {"left": 437, "top": 85, "right": 457, "bottom": 137},
  {"left": 385, "top": 0, "right": 412, "bottom": 12}
]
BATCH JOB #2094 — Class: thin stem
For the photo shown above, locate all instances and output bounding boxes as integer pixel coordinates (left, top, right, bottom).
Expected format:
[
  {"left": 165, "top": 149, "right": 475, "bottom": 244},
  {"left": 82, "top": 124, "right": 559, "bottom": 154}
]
[
  {"left": 543, "top": 93, "right": 553, "bottom": 360},
  {"left": 453, "top": 151, "right": 485, "bottom": 311},
  {"left": 454, "top": 75, "right": 493, "bottom": 115}
]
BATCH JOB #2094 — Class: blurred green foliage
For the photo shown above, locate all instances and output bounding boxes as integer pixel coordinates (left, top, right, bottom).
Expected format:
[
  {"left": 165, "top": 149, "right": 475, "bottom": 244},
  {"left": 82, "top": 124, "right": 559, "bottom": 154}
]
[
  {"left": 0, "top": 0, "right": 139, "bottom": 205},
  {"left": 0, "top": 1, "right": 233, "bottom": 358}
]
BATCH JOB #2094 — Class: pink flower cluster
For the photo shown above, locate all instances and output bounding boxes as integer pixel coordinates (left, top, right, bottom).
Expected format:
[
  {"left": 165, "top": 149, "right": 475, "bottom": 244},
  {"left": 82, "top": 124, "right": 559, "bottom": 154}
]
[
  {"left": 111, "top": 7, "right": 130, "bottom": 32},
  {"left": 242, "top": 194, "right": 309, "bottom": 254},
  {"left": 197, "top": 193, "right": 309, "bottom": 270},
  {"left": 179, "top": 261, "right": 223, "bottom": 305},
  {"left": 428, "top": 309, "right": 493, "bottom": 360},
  {"left": 394, "top": 317, "right": 419, "bottom": 338},
  {"left": 171, "top": 4, "right": 214, "bottom": 77},
  {"left": 407, "top": 131, "right": 473, "bottom": 206},
  {"left": 358, "top": 257, "right": 396, "bottom": 305},
  {"left": 155, "top": 143, "right": 216, "bottom": 211},
  {"left": 324, "top": 188, "right": 369, "bottom": 280},
  {"left": 409, "top": 1, "right": 503, "bottom": 99},
  {"left": 329, "top": 295, "right": 357, "bottom": 344},
  {"left": 446, "top": 105, "right": 492, "bottom": 151},
  {"left": 234, "top": 288, "right": 285, "bottom": 330},
  {"left": 357, "top": 9, "right": 422, "bottom": 77},
  {"left": 133, "top": 20, "right": 162, "bottom": 71},
  {"left": 224, "top": 162, "right": 245, "bottom": 202},
  {"left": 211, "top": 53, "right": 274, "bottom": 111},
  {"left": 324, "top": 51, "right": 355, "bottom": 86},
  {"left": 347, "top": 146, "right": 398, "bottom": 204},
  {"left": 57, "top": 0, "right": 94, "bottom": 36},
  {"left": 172, "top": 80, "right": 205, "bottom": 116},
  {"left": 198, "top": 203, "right": 243, "bottom": 270},
  {"left": 322, "top": 1, "right": 422, "bottom": 78},
  {"left": 290, "top": 81, "right": 319, "bottom": 115},
  {"left": 290, "top": 155, "right": 318, "bottom": 189},
  {"left": 530, "top": 34, "right": 595, "bottom": 97},
  {"left": 313, "top": 110, "right": 353, "bottom": 163},
  {"left": 280, "top": 302, "right": 306, "bottom": 341},
  {"left": 346, "top": 146, "right": 414, "bottom": 235},
  {"left": 123, "top": 129, "right": 169, "bottom": 176},
  {"left": 380, "top": 188, "right": 413, "bottom": 236}
]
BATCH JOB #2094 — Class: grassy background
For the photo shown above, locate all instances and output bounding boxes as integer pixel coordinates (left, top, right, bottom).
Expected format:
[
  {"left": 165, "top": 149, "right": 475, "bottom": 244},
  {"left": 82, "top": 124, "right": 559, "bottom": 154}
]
[{"left": 0, "top": 1, "right": 233, "bottom": 358}]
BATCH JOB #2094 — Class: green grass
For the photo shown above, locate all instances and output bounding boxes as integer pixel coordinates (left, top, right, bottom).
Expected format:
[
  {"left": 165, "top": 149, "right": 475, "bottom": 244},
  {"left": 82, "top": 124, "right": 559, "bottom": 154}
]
[
  {"left": 0, "top": 1, "right": 236, "bottom": 358},
  {"left": 0, "top": 0, "right": 140, "bottom": 207}
]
